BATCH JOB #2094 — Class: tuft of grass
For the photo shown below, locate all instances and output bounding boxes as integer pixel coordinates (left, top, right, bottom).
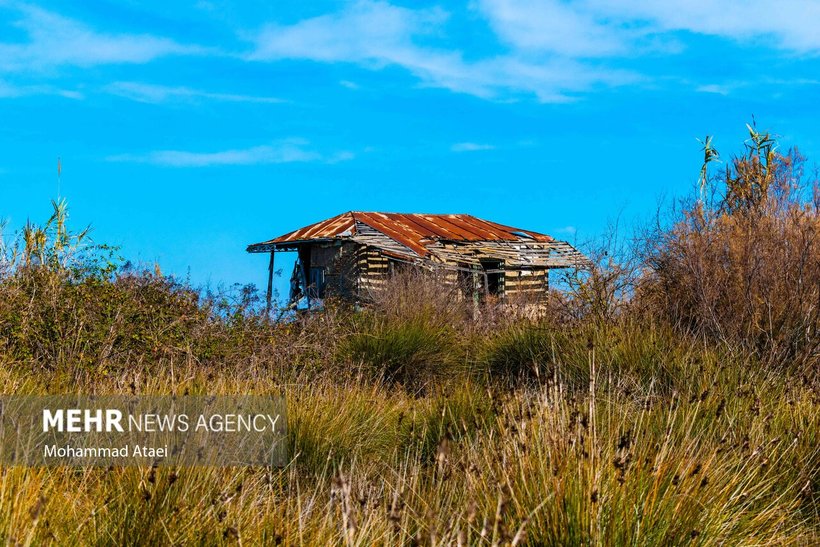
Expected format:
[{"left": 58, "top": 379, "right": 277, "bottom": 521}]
[
  {"left": 479, "top": 323, "right": 587, "bottom": 386},
  {"left": 341, "top": 313, "right": 464, "bottom": 390}
]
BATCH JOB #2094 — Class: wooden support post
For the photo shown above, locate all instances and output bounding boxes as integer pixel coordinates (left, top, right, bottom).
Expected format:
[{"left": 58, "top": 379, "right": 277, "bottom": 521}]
[
  {"left": 266, "top": 250, "right": 275, "bottom": 316},
  {"left": 472, "top": 268, "right": 480, "bottom": 320},
  {"left": 303, "top": 260, "right": 311, "bottom": 310}
]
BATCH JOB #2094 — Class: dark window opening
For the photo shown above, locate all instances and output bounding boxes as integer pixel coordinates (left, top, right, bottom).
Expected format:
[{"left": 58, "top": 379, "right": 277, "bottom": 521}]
[
  {"left": 289, "top": 259, "right": 305, "bottom": 304},
  {"left": 481, "top": 260, "right": 504, "bottom": 296},
  {"left": 309, "top": 267, "right": 326, "bottom": 299}
]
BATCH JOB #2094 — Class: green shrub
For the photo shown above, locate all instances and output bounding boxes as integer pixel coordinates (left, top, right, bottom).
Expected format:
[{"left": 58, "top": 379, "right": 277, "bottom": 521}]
[{"left": 480, "top": 323, "right": 589, "bottom": 387}]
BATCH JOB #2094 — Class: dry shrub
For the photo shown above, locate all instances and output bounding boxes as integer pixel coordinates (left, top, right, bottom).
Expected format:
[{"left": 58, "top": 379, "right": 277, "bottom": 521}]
[
  {"left": 642, "top": 140, "right": 819, "bottom": 372},
  {"left": 363, "top": 264, "right": 471, "bottom": 326},
  {"left": 0, "top": 203, "right": 220, "bottom": 375},
  {"left": 552, "top": 224, "right": 642, "bottom": 327},
  {"left": 0, "top": 202, "right": 363, "bottom": 386},
  {"left": 0, "top": 266, "right": 208, "bottom": 372}
]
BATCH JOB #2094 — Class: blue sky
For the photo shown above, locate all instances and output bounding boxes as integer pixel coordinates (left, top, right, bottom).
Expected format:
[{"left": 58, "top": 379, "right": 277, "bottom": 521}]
[{"left": 2, "top": 0, "right": 819, "bottom": 300}]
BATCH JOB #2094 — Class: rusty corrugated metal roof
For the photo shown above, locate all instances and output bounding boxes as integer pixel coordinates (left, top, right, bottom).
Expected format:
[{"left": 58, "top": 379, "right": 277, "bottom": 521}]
[
  {"left": 264, "top": 212, "right": 357, "bottom": 245},
  {"left": 247, "top": 211, "right": 555, "bottom": 256}
]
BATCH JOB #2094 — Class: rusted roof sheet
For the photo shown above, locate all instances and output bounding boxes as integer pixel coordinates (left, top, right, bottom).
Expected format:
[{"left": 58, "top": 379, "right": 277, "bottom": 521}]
[
  {"left": 265, "top": 212, "right": 356, "bottom": 244},
  {"left": 247, "top": 211, "right": 554, "bottom": 256}
]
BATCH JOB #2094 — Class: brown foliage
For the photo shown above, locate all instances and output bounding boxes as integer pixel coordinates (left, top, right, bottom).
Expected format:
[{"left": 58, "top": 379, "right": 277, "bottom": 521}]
[{"left": 641, "top": 147, "right": 820, "bottom": 370}]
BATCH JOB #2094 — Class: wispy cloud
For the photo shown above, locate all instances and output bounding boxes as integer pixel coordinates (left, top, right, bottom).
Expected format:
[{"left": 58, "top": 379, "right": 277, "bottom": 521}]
[
  {"left": 695, "top": 77, "right": 820, "bottom": 97},
  {"left": 245, "top": 0, "right": 820, "bottom": 103},
  {"left": 104, "top": 81, "right": 284, "bottom": 104},
  {"left": 4, "top": 0, "right": 818, "bottom": 108},
  {"left": 584, "top": 0, "right": 820, "bottom": 53},
  {"left": 477, "top": 0, "right": 628, "bottom": 57},
  {"left": 0, "top": 79, "right": 83, "bottom": 99},
  {"left": 107, "top": 140, "right": 354, "bottom": 167},
  {"left": 0, "top": 4, "right": 199, "bottom": 73},
  {"left": 247, "top": 0, "right": 636, "bottom": 102},
  {"left": 696, "top": 83, "right": 732, "bottom": 95},
  {"left": 248, "top": 1, "right": 447, "bottom": 64},
  {"left": 483, "top": 1, "right": 820, "bottom": 55},
  {"left": 451, "top": 142, "right": 495, "bottom": 152},
  {"left": 554, "top": 225, "right": 577, "bottom": 236}
]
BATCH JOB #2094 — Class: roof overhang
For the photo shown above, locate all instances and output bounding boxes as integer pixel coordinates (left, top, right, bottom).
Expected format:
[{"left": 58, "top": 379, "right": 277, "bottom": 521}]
[{"left": 246, "top": 238, "right": 339, "bottom": 253}]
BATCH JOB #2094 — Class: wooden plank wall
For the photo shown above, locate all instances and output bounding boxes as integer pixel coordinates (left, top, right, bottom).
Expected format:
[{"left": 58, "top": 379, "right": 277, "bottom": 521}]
[
  {"left": 356, "top": 245, "right": 389, "bottom": 296},
  {"left": 504, "top": 269, "right": 548, "bottom": 297},
  {"left": 312, "top": 242, "right": 551, "bottom": 301}
]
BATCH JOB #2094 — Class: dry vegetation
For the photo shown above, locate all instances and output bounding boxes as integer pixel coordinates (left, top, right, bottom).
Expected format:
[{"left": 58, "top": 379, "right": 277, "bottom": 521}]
[{"left": 0, "top": 126, "right": 818, "bottom": 545}]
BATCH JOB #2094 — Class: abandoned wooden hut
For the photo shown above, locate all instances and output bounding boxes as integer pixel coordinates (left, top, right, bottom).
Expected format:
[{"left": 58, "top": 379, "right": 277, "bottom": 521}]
[{"left": 247, "top": 211, "right": 588, "bottom": 309}]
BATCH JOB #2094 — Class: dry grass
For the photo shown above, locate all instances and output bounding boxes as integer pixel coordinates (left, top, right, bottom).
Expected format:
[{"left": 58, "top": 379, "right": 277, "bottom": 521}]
[{"left": 0, "top": 352, "right": 816, "bottom": 545}]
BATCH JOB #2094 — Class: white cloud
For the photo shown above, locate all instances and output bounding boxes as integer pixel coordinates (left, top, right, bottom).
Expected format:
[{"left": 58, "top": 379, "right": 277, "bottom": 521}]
[
  {"left": 471, "top": 1, "right": 820, "bottom": 99},
  {"left": 249, "top": 2, "right": 481, "bottom": 93},
  {"left": 451, "top": 142, "right": 495, "bottom": 152},
  {"left": 585, "top": 0, "right": 820, "bottom": 53},
  {"left": 56, "top": 89, "right": 84, "bottom": 100},
  {"left": 0, "top": 4, "right": 198, "bottom": 73},
  {"left": 479, "top": 1, "right": 820, "bottom": 55},
  {"left": 0, "top": 79, "right": 83, "bottom": 99},
  {"left": 104, "top": 81, "right": 284, "bottom": 104},
  {"left": 327, "top": 151, "right": 356, "bottom": 163},
  {"left": 107, "top": 140, "right": 354, "bottom": 167},
  {"left": 554, "top": 225, "right": 577, "bottom": 236},
  {"left": 4, "top": 0, "right": 817, "bottom": 107},
  {"left": 476, "top": 0, "right": 627, "bottom": 57},
  {"left": 249, "top": 1, "right": 447, "bottom": 64},
  {"left": 248, "top": 0, "right": 636, "bottom": 101},
  {"left": 0, "top": 79, "right": 26, "bottom": 97},
  {"left": 695, "top": 77, "right": 820, "bottom": 97},
  {"left": 696, "top": 84, "right": 731, "bottom": 95}
]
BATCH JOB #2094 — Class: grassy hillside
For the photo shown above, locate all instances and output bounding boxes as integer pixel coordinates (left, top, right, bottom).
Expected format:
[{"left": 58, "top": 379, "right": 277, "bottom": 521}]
[{"left": 0, "top": 130, "right": 817, "bottom": 545}]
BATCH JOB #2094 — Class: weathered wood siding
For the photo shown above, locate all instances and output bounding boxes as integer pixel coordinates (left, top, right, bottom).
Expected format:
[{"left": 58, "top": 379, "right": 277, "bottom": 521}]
[
  {"left": 504, "top": 269, "right": 548, "bottom": 297},
  {"left": 305, "top": 242, "right": 552, "bottom": 302},
  {"left": 355, "top": 245, "right": 389, "bottom": 297},
  {"left": 308, "top": 242, "right": 358, "bottom": 299}
]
